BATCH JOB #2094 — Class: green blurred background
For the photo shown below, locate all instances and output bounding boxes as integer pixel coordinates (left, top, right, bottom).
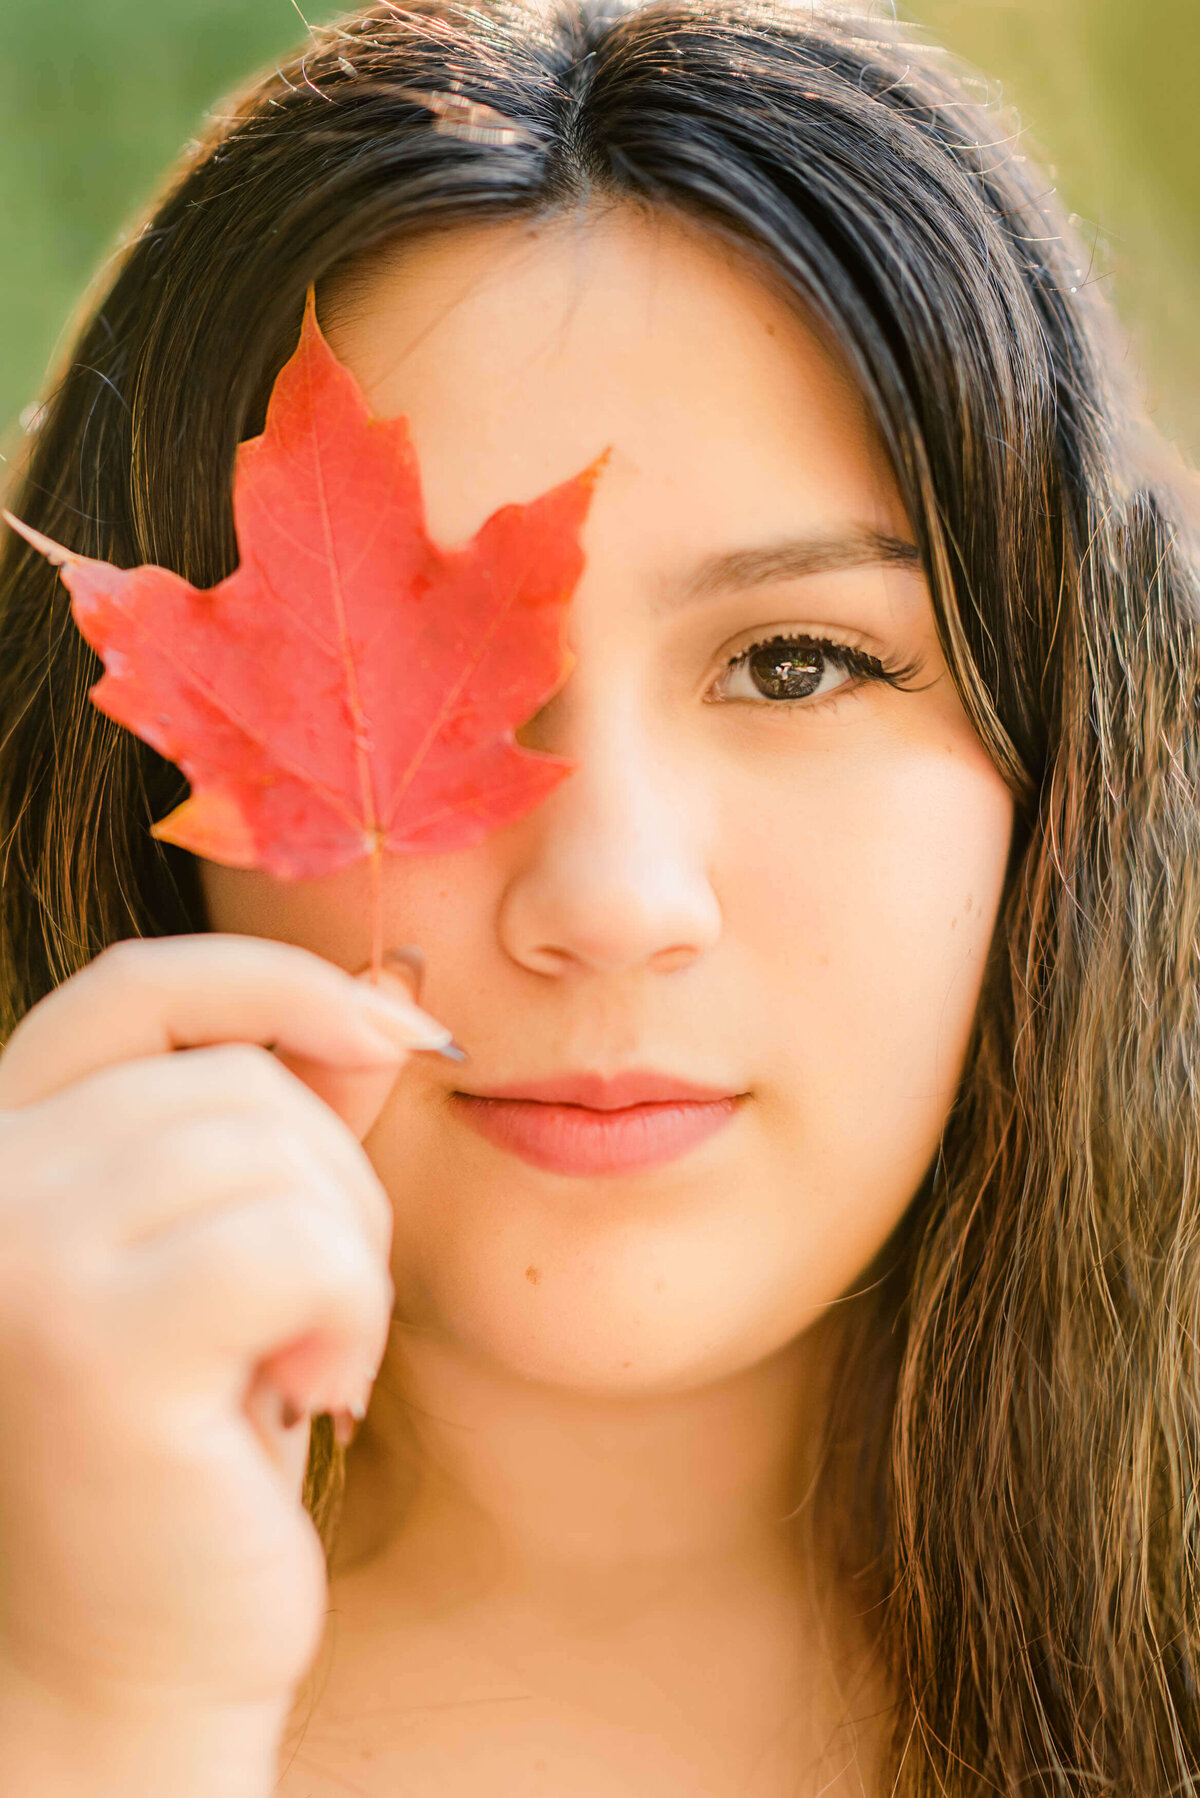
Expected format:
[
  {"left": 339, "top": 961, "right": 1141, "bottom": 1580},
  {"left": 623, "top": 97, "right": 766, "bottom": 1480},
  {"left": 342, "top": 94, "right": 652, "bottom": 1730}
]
[{"left": 0, "top": 0, "right": 1196, "bottom": 462}]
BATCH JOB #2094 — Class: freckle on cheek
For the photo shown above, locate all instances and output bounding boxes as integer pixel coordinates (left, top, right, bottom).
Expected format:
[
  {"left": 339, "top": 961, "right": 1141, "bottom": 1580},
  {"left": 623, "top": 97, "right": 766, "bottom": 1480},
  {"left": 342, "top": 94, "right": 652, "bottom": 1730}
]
[{"left": 525, "top": 1265, "right": 542, "bottom": 1285}]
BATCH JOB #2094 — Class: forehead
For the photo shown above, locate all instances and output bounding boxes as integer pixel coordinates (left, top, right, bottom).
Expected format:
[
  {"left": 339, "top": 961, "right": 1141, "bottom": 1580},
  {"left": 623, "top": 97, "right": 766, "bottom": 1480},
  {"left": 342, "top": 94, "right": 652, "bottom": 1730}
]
[{"left": 322, "top": 205, "right": 908, "bottom": 556}]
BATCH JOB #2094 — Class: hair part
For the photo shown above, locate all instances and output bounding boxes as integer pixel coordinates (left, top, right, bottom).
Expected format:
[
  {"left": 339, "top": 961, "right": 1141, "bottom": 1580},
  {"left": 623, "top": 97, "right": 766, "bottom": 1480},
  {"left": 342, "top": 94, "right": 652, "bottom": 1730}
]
[{"left": 2, "top": 2, "right": 1199, "bottom": 1790}]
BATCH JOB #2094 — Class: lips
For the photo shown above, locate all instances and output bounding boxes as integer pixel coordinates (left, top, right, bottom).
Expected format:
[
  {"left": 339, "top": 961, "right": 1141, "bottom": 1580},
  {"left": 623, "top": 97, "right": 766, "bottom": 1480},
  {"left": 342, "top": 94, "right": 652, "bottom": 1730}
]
[{"left": 449, "top": 1070, "right": 744, "bottom": 1177}]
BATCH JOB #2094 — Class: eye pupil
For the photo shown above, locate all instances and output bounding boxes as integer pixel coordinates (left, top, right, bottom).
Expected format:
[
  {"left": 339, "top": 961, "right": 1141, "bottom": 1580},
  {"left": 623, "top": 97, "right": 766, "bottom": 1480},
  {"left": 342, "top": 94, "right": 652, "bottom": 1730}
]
[{"left": 748, "top": 640, "right": 822, "bottom": 700}]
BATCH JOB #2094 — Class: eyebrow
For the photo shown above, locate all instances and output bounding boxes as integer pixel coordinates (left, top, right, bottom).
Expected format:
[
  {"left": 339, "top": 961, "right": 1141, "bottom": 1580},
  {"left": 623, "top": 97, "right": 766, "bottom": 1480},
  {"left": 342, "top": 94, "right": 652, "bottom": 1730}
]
[{"left": 674, "top": 527, "right": 923, "bottom": 606}]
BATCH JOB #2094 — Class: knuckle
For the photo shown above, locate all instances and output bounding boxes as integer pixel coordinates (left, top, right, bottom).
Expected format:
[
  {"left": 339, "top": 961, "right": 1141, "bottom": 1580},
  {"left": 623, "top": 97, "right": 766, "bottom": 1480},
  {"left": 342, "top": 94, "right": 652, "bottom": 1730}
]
[
  {"left": 287, "top": 1191, "right": 380, "bottom": 1280},
  {"left": 141, "top": 1113, "right": 275, "bottom": 1200},
  {"left": 92, "top": 936, "right": 156, "bottom": 990},
  {"left": 198, "top": 1111, "right": 278, "bottom": 1167},
  {"left": 210, "top": 1113, "right": 322, "bottom": 1198},
  {"left": 200, "top": 1193, "right": 385, "bottom": 1311}
]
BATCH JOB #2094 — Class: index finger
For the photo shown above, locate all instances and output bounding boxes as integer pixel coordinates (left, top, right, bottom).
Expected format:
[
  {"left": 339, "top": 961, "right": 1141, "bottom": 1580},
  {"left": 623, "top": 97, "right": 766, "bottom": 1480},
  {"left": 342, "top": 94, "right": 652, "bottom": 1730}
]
[{"left": 0, "top": 932, "right": 452, "bottom": 1110}]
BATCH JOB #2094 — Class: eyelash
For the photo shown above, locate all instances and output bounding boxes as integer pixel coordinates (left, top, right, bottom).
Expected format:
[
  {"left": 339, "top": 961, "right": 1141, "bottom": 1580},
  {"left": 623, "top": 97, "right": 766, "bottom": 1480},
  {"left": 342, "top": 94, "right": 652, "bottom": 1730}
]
[{"left": 711, "top": 632, "right": 925, "bottom": 712}]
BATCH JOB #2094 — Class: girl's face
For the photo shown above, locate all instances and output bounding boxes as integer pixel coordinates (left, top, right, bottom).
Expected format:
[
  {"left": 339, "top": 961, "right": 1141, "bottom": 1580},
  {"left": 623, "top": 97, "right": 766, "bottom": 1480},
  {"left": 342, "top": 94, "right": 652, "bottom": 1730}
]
[{"left": 201, "top": 206, "right": 1015, "bottom": 1397}]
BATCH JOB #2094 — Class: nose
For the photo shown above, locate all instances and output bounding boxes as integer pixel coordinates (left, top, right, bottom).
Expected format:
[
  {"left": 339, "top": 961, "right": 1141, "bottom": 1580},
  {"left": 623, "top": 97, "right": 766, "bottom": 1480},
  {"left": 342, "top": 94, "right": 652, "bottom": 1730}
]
[{"left": 497, "top": 715, "right": 723, "bottom": 979}]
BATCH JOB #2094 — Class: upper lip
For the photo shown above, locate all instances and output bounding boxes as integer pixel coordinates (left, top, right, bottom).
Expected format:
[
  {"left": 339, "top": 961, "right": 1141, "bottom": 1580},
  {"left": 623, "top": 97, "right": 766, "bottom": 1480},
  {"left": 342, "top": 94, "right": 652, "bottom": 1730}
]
[{"left": 457, "top": 1071, "right": 741, "bottom": 1110}]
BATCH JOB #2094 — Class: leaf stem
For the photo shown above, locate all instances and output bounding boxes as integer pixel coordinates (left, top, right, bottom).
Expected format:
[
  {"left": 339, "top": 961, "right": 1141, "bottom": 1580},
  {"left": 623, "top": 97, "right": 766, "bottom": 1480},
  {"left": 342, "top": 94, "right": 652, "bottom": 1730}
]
[{"left": 369, "top": 839, "right": 384, "bottom": 981}]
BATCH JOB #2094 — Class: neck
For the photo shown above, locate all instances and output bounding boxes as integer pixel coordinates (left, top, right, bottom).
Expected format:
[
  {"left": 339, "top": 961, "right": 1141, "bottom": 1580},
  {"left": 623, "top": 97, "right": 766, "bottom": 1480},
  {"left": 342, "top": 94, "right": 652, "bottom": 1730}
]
[
  {"left": 314, "top": 1314, "right": 895, "bottom": 1792},
  {"left": 333, "top": 1316, "right": 843, "bottom": 1616}
]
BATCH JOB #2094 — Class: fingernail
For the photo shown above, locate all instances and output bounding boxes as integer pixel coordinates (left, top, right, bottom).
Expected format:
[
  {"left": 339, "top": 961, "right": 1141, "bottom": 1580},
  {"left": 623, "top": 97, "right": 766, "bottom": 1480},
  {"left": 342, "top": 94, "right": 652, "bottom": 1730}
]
[{"left": 381, "top": 945, "right": 426, "bottom": 1002}]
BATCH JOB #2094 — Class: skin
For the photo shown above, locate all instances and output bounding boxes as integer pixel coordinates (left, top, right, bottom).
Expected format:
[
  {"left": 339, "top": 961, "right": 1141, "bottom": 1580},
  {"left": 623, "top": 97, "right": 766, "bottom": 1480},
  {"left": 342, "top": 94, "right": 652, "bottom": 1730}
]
[
  {"left": 0, "top": 195, "right": 1015, "bottom": 1798},
  {"left": 200, "top": 204, "right": 1017, "bottom": 1795},
  {"left": 0, "top": 936, "right": 438, "bottom": 1797}
]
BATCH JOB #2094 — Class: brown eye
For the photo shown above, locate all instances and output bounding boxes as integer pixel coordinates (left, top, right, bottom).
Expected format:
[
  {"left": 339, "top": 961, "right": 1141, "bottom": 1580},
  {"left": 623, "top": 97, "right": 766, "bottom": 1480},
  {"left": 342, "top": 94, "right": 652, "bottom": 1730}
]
[
  {"left": 711, "top": 633, "right": 918, "bottom": 710},
  {"left": 715, "top": 634, "right": 856, "bottom": 706},
  {"left": 746, "top": 639, "right": 825, "bottom": 700}
]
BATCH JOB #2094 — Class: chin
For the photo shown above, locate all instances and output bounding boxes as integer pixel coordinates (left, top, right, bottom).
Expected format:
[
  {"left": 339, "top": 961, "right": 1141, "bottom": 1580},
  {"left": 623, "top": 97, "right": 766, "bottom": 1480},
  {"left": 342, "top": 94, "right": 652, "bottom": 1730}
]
[{"left": 389, "top": 1222, "right": 837, "bottom": 1400}]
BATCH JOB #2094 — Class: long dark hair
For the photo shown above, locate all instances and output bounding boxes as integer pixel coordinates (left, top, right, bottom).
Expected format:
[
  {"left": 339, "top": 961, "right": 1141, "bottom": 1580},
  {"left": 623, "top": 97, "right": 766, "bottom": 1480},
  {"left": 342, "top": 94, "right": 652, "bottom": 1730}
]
[{"left": 2, "top": 0, "right": 1198, "bottom": 1789}]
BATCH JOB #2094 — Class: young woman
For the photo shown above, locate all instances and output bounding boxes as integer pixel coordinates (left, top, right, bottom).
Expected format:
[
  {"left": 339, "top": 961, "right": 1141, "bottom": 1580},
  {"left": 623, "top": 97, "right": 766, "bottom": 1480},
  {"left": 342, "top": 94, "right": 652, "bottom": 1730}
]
[{"left": 0, "top": 0, "right": 1197, "bottom": 1792}]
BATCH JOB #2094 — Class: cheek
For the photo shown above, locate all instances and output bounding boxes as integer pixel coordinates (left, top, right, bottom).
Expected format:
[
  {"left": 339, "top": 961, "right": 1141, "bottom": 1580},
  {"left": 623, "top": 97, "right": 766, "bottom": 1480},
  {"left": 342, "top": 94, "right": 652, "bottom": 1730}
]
[
  {"left": 198, "top": 859, "right": 381, "bottom": 965},
  {"left": 364, "top": 723, "right": 1013, "bottom": 1397},
  {"left": 199, "top": 854, "right": 492, "bottom": 985},
  {"left": 732, "top": 727, "right": 1014, "bottom": 1262}
]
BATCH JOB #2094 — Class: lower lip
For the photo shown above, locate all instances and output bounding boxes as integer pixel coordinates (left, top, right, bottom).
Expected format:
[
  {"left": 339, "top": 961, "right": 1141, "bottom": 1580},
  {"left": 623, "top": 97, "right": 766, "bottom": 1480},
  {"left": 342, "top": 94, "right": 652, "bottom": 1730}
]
[{"left": 450, "top": 1094, "right": 741, "bottom": 1176}]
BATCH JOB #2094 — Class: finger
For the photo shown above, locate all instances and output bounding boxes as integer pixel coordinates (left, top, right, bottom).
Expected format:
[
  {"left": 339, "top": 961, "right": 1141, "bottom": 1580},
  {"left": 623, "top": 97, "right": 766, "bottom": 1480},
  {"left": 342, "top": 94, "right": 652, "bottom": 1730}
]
[
  {"left": 275, "top": 966, "right": 428, "bottom": 1142},
  {"left": 0, "top": 933, "right": 452, "bottom": 1110},
  {"left": 122, "top": 1105, "right": 392, "bottom": 1261},
  {"left": 243, "top": 1371, "right": 313, "bottom": 1495},
  {"left": 120, "top": 1183, "right": 394, "bottom": 1418},
  {"left": 19, "top": 1044, "right": 395, "bottom": 1254}
]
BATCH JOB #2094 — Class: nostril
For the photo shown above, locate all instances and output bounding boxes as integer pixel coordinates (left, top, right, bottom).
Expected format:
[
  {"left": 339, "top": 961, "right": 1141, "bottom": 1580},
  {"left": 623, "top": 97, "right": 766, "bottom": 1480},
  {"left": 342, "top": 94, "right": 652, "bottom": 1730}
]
[
  {"left": 521, "top": 940, "right": 699, "bottom": 977},
  {"left": 497, "top": 841, "right": 723, "bottom": 979},
  {"left": 653, "top": 945, "right": 701, "bottom": 973},
  {"left": 525, "top": 944, "right": 578, "bottom": 977}
]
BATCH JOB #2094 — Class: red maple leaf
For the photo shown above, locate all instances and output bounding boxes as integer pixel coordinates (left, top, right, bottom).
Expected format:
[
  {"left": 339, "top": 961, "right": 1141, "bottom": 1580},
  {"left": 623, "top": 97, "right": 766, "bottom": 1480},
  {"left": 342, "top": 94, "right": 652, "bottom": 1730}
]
[{"left": 6, "top": 292, "right": 606, "bottom": 967}]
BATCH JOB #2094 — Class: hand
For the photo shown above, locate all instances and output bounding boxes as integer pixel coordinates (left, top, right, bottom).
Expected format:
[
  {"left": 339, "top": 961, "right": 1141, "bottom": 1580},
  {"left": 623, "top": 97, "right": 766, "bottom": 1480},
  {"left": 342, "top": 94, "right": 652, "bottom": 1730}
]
[{"left": 0, "top": 933, "right": 448, "bottom": 1715}]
